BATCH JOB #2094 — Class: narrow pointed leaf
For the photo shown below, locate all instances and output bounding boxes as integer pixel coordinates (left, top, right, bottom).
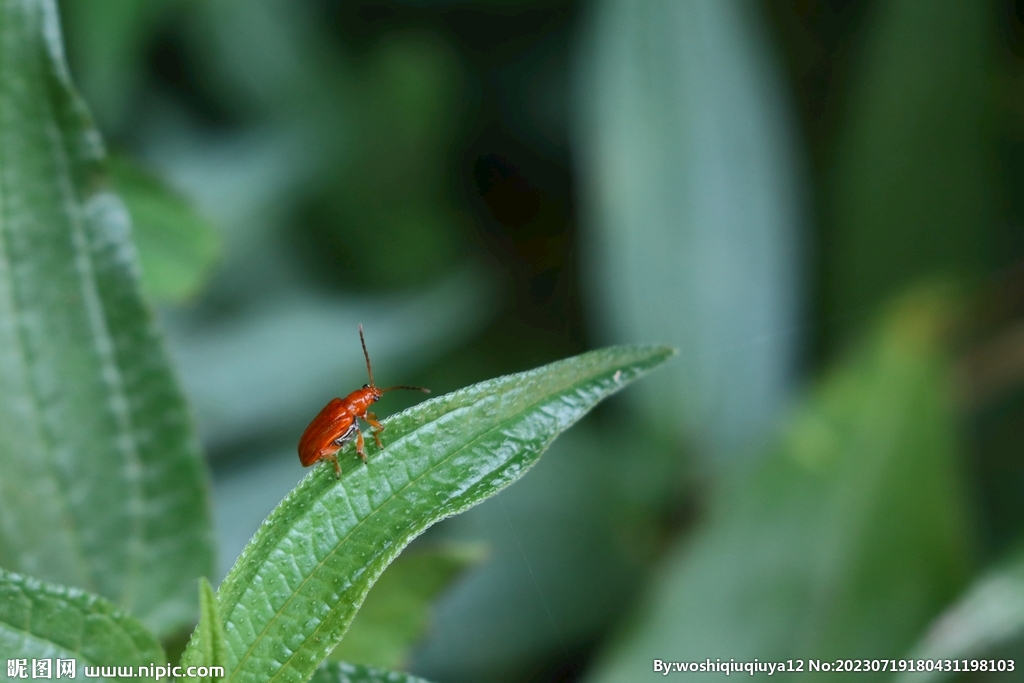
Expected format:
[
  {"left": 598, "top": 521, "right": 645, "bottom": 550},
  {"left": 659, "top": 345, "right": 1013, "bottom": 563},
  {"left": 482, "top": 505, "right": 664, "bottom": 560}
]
[
  {"left": 0, "top": 0, "right": 213, "bottom": 637},
  {"left": 0, "top": 566, "right": 165, "bottom": 681},
  {"left": 311, "top": 662, "right": 435, "bottom": 683},
  {"left": 182, "top": 345, "right": 673, "bottom": 683},
  {"left": 196, "top": 578, "right": 227, "bottom": 683}
]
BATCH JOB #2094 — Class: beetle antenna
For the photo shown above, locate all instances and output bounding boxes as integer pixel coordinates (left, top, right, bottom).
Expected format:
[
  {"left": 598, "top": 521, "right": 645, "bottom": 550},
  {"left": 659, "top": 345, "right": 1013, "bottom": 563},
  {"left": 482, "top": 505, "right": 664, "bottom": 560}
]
[
  {"left": 359, "top": 323, "right": 375, "bottom": 387},
  {"left": 382, "top": 385, "right": 431, "bottom": 394}
]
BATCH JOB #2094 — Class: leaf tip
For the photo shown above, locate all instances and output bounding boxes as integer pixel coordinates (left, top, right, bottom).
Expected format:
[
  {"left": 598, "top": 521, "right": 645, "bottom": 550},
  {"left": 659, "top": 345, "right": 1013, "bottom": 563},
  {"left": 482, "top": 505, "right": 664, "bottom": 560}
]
[{"left": 635, "top": 344, "right": 678, "bottom": 368}]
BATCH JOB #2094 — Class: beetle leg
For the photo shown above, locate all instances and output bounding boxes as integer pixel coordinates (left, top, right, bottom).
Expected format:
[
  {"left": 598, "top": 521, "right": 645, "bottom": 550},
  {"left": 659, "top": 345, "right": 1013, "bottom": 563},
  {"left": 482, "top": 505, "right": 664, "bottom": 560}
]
[
  {"left": 364, "top": 412, "right": 384, "bottom": 449},
  {"left": 328, "top": 453, "right": 341, "bottom": 479},
  {"left": 355, "top": 429, "right": 368, "bottom": 463}
]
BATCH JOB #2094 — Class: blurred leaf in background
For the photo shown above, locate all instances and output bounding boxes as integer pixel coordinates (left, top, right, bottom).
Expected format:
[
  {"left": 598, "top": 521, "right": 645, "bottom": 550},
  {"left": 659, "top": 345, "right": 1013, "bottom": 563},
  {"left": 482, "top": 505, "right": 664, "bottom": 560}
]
[
  {"left": 828, "top": 0, "right": 996, "bottom": 341},
  {"left": 293, "top": 30, "right": 473, "bottom": 292},
  {"left": 57, "top": 0, "right": 181, "bottom": 134},
  {"left": 587, "top": 288, "right": 972, "bottom": 682},
  {"left": 412, "top": 425, "right": 679, "bottom": 682},
  {"left": 312, "top": 661, "right": 436, "bottom": 683},
  {"left": 175, "top": 0, "right": 475, "bottom": 294},
  {"left": 109, "top": 155, "right": 221, "bottom": 304},
  {"left": 329, "top": 544, "right": 485, "bottom": 670},
  {"left": 575, "top": 0, "right": 806, "bottom": 467},
  {"left": 0, "top": 0, "right": 213, "bottom": 640},
  {"left": 897, "top": 543, "right": 1024, "bottom": 682}
]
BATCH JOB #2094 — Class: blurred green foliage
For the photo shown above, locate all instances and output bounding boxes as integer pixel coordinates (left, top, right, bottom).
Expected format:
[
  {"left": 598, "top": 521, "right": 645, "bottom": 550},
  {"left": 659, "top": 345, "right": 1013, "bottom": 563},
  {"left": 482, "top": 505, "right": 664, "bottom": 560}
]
[
  {"left": 0, "top": 0, "right": 213, "bottom": 641},
  {"left": 328, "top": 544, "right": 485, "bottom": 670},
  {"left": 294, "top": 31, "right": 471, "bottom": 291},
  {"left": 311, "top": 661, "right": 436, "bottom": 683},
  {"left": 590, "top": 289, "right": 972, "bottom": 682},
  {"left": 829, "top": 0, "right": 995, "bottom": 336},
  {"left": 4, "top": 0, "right": 1024, "bottom": 680},
  {"left": 109, "top": 155, "right": 221, "bottom": 303},
  {"left": 577, "top": 0, "right": 803, "bottom": 466},
  {"left": 898, "top": 543, "right": 1024, "bottom": 682}
]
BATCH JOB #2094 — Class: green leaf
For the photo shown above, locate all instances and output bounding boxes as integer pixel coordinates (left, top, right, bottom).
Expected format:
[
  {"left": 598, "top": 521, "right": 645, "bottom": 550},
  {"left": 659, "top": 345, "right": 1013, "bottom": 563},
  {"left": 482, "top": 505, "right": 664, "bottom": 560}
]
[
  {"left": 58, "top": 0, "right": 177, "bottom": 132},
  {"left": 0, "top": 566, "right": 165, "bottom": 680},
  {"left": 0, "top": 0, "right": 214, "bottom": 638},
  {"left": 894, "top": 545, "right": 1024, "bottom": 683},
  {"left": 196, "top": 578, "right": 227, "bottom": 683},
  {"left": 182, "top": 345, "right": 673, "bottom": 683},
  {"left": 328, "top": 543, "right": 484, "bottom": 669},
  {"left": 410, "top": 424, "right": 677, "bottom": 682},
  {"left": 588, "top": 290, "right": 971, "bottom": 682},
  {"left": 576, "top": 0, "right": 803, "bottom": 463},
  {"left": 107, "top": 155, "right": 221, "bottom": 304},
  {"left": 311, "top": 661, "right": 435, "bottom": 683},
  {"left": 829, "top": 0, "right": 994, "bottom": 341}
]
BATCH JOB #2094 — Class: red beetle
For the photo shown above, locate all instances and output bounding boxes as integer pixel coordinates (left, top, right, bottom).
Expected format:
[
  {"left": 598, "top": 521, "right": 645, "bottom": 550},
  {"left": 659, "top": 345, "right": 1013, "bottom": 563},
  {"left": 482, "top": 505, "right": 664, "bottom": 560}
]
[{"left": 298, "top": 324, "right": 429, "bottom": 478}]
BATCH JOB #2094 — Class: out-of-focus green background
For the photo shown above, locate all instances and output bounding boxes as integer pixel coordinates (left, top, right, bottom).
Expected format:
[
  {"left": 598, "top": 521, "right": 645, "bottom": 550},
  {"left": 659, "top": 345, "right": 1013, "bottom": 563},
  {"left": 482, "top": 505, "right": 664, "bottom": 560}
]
[{"left": 55, "top": 0, "right": 1024, "bottom": 681}]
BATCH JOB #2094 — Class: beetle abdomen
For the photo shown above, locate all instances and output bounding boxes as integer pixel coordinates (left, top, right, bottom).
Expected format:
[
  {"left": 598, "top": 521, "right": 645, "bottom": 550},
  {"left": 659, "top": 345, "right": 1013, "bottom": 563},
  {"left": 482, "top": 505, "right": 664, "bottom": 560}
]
[{"left": 298, "top": 398, "right": 357, "bottom": 466}]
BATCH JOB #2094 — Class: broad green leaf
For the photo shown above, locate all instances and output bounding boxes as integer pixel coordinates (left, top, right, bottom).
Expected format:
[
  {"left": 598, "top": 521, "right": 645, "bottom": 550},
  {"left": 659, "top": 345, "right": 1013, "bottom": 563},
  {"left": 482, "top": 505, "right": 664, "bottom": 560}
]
[
  {"left": 107, "top": 155, "right": 221, "bottom": 304},
  {"left": 0, "top": 0, "right": 214, "bottom": 637},
  {"left": 328, "top": 543, "right": 484, "bottom": 669},
  {"left": 311, "top": 661, "right": 435, "bottom": 683},
  {"left": 576, "top": 0, "right": 803, "bottom": 463},
  {"left": 588, "top": 290, "right": 971, "bottom": 682},
  {"left": 196, "top": 578, "right": 227, "bottom": 683},
  {"left": 182, "top": 345, "right": 673, "bottom": 683},
  {"left": 0, "top": 566, "right": 165, "bottom": 681},
  {"left": 894, "top": 545, "right": 1024, "bottom": 683}
]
